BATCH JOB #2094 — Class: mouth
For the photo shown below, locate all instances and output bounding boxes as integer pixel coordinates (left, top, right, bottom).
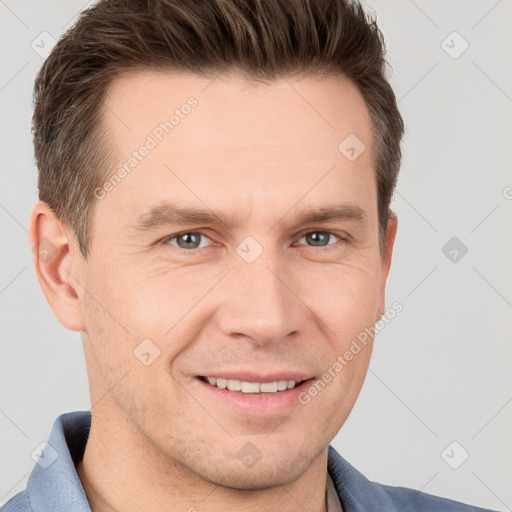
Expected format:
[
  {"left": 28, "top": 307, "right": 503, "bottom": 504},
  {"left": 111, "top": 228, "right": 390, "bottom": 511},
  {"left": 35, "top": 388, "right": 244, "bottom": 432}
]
[
  {"left": 199, "top": 376, "right": 307, "bottom": 394},
  {"left": 192, "top": 371, "right": 316, "bottom": 415}
]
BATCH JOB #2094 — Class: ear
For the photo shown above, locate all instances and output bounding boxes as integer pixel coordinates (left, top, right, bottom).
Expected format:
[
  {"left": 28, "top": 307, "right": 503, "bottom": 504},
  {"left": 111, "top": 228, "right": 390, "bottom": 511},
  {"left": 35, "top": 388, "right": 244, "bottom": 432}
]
[
  {"left": 29, "top": 201, "right": 86, "bottom": 331},
  {"left": 376, "top": 212, "right": 398, "bottom": 321}
]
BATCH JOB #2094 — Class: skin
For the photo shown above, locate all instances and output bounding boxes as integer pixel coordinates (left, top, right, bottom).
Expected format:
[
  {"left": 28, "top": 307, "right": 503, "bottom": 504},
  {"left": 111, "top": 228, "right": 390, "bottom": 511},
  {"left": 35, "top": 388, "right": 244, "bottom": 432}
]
[{"left": 29, "top": 71, "right": 397, "bottom": 512}]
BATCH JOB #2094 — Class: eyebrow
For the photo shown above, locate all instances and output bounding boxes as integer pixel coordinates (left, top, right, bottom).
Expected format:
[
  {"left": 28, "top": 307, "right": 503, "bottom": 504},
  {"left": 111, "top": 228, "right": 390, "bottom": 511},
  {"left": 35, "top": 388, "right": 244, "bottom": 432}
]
[{"left": 129, "top": 201, "right": 367, "bottom": 232}]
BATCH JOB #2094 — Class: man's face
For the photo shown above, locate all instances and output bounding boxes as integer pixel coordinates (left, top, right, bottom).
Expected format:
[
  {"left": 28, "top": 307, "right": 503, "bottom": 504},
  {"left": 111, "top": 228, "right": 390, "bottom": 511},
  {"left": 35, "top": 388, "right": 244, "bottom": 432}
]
[{"left": 77, "top": 71, "right": 394, "bottom": 488}]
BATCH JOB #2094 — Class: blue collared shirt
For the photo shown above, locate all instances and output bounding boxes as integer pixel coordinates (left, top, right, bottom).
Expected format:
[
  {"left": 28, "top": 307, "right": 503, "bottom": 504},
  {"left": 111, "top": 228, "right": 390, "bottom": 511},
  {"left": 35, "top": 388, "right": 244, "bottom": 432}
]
[{"left": 1, "top": 411, "right": 497, "bottom": 511}]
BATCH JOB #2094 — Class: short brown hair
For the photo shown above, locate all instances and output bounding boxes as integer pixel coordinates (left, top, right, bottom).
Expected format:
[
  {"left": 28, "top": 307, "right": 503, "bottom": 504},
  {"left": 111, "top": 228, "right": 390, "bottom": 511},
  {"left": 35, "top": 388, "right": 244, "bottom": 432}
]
[{"left": 33, "top": 0, "right": 404, "bottom": 259}]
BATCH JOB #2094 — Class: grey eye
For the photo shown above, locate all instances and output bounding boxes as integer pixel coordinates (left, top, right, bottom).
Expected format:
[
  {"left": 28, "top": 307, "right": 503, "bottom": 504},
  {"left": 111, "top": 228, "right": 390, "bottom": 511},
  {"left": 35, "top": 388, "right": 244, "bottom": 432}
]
[
  {"left": 298, "top": 231, "right": 340, "bottom": 247},
  {"left": 166, "top": 232, "right": 211, "bottom": 250}
]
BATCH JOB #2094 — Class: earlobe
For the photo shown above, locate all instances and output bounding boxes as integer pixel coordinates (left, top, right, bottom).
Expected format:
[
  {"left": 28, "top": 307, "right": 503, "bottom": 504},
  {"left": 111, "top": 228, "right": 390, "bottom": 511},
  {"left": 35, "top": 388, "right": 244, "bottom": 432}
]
[{"left": 29, "top": 201, "right": 86, "bottom": 331}]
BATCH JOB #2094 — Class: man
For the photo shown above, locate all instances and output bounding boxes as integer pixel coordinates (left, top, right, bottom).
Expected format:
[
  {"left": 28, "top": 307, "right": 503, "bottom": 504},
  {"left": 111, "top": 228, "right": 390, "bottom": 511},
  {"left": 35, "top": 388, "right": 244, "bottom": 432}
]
[{"left": 2, "top": 0, "right": 497, "bottom": 511}]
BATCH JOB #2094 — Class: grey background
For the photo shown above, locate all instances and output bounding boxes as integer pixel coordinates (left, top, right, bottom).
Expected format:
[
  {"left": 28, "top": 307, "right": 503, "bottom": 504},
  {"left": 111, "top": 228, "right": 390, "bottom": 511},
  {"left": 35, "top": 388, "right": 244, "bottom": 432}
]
[{"left": 1, "top": 0, "right": 511, "bottom": 510}]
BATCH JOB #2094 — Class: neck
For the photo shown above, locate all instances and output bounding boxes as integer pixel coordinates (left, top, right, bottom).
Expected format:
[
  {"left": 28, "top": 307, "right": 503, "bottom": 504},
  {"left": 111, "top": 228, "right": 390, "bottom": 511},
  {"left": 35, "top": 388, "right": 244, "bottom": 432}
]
[{"left": 76, "top": 400, "right": 329, "bottom": 512}]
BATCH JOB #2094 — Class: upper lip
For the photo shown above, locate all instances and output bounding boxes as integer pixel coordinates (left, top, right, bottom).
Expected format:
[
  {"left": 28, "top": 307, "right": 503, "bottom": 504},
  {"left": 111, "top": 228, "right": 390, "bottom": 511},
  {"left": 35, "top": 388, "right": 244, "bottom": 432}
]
[{"left": 198, "top": 371, "right": 314, "bottom": 383}]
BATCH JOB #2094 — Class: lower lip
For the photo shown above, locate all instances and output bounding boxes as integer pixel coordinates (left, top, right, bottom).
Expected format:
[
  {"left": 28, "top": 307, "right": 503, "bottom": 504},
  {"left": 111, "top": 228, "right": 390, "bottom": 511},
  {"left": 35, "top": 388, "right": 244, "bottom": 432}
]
[{"left": 193, "top": 377, "right": 314, "bottom": 416}]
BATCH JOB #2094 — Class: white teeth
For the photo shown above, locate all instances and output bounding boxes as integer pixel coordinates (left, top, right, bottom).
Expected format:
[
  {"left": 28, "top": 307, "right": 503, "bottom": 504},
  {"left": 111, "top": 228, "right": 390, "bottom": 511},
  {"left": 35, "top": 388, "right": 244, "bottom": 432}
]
[
  {"left": 259, "top": 381, "right": 278, "bottom": 393},
  {"left": 203, "top": 377, "right": 300, "bottom": 393},
  {"left": 277, "top": 380, "right": 288, "bottom": 391},
  {"left": 227, "top": 379, "right": 241, "bottom": 391},
  {"left": 241, "top": 381, "right": 260, "bottom": 393}
]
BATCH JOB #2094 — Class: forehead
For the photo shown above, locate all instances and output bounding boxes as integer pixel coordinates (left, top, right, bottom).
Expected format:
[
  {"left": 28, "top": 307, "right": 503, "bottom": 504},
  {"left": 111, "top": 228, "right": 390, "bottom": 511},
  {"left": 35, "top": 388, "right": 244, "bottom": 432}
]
[
  {"left": 94, "top": 70, "right": 376, "bottom": 232},
  {"left": 101, "top": 69, "right": 373, "bottom": 161}
]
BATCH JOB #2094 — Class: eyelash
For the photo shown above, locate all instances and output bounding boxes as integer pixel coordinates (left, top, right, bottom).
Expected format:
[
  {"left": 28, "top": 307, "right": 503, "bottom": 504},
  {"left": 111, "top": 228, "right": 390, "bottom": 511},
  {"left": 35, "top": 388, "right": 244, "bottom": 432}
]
[{"left": 161, "top": 230, "right": 347, "bottom": 253}]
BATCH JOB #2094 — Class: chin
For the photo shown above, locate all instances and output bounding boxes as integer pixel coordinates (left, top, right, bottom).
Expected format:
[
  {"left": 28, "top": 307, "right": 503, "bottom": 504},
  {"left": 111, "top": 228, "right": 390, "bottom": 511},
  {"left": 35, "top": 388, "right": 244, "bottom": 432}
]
[{"left": 184, "top": 445, "right": 318, "bottom": 490}]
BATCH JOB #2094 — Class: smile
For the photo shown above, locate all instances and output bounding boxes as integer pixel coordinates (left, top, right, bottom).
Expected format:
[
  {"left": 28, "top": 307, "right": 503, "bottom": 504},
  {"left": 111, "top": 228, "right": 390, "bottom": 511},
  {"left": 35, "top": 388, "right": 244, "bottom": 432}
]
[{"left": 200, "top": 376, "right": 305, "bottom": 393}]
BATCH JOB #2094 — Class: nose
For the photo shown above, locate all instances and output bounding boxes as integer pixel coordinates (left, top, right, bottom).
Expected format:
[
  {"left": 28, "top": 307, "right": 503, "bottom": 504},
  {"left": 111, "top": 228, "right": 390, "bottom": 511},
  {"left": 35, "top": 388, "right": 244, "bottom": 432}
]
[{"left": 216, "top": 243, "right": 307, "bottom": 347}]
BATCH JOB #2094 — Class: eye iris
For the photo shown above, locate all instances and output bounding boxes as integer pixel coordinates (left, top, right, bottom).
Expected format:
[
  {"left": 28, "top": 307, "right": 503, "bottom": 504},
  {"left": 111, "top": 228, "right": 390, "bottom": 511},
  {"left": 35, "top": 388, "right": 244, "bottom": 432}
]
[
  {"left": 178, "top": 233, "right": 201, "bottom": 249},
  {"left": 306, "top": 232, "right": 329, "bottom": 247}
]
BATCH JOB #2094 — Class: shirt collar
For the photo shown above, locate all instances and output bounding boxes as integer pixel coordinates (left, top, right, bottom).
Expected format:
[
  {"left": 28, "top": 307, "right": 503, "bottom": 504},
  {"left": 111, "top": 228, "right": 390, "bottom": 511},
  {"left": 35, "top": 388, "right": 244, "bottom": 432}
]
[
  {"left": 327, "top": 445, "right": 398, "bottom": 511},
  {"left": 27, "top": 411, "right": 91, "bottom": 511}
]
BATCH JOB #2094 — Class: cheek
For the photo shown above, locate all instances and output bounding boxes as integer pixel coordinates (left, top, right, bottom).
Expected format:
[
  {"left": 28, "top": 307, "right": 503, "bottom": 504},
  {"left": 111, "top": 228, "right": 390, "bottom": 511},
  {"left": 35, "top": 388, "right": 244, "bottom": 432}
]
[
  {"left": 87, "top": 257, "right": 177, "bottom": 338},
  {"left": 300, "top": 261, "right": 381, "bottom": 342},
  {"left": 81, "top": 262, "right": 157, "bottom": 385},
  {"left": 82, "top": 282, "right": 183, "bottom": 421},
  {"left": 126, "top": 269, "right": 214, "bottom": 347},
  {"left": 82, "top": 290, "right": 133, "bottom": 393},
  {"left": 84, "top": 265, "right": 209, "bottom": 390}
]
